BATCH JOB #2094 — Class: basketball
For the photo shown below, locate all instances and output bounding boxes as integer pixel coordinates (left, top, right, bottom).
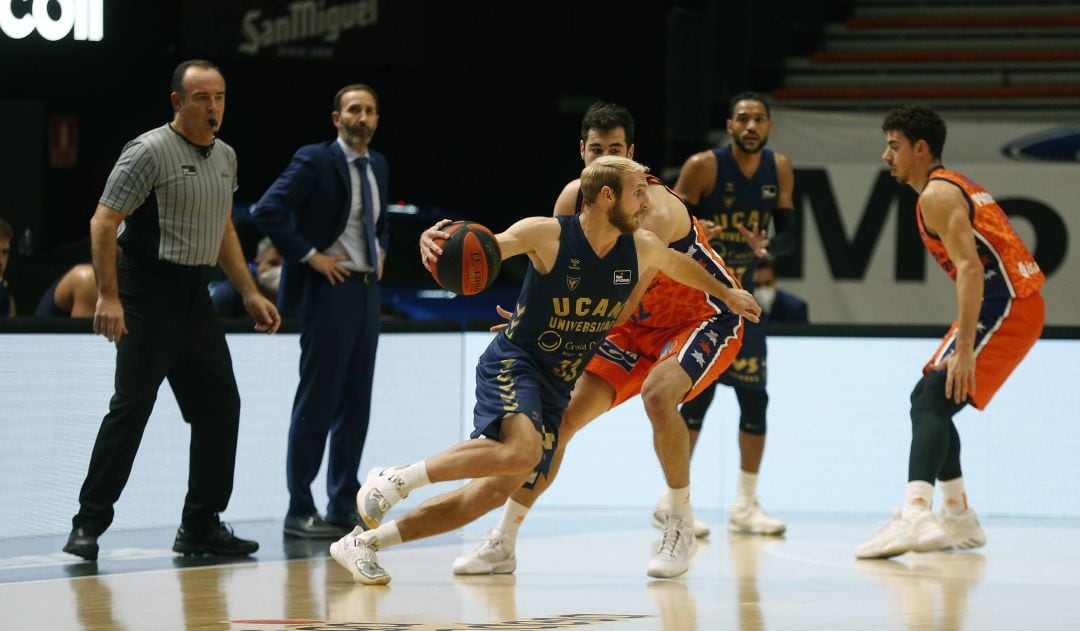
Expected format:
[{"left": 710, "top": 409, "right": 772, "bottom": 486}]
[{"left": 427, "top": 221, "right": 502, "bottom": 295}]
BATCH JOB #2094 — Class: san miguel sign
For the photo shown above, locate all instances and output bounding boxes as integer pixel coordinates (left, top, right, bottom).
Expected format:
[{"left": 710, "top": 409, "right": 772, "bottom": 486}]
[
  {"left": 238, "top": 0, "right": 378, "bottom": 57},
  {"left": 0, "top": 0, "right": 103, "bottom": 41},
  {"left": 181, "top": 0, "right": 417, "bottom": 64}
]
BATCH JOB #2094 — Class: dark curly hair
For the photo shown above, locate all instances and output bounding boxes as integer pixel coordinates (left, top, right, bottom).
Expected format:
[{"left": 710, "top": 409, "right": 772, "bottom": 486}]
[
  {"left": 882, "top": 105, "right": 947, "bottom": 160},
  {"left": 580, "top": 101, "right": 635, "bottom": 145}
]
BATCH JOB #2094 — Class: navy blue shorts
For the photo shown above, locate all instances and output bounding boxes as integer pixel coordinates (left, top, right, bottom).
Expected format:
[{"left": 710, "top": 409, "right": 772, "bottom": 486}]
[
  {"left": 472, "top": 335, "right": 570, "bottom": 488},
  {"left": 717, "top": 319, "right": 767, "bottom": 390}
]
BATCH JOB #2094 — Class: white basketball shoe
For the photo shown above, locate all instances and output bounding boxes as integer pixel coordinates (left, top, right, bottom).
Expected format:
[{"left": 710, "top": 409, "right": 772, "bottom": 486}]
[
  {"left": 728, "top": 497, "right": 786, "bottom": 536},
  {"left": 452, "top": 531, "right": 517, "bottom": 575},
  {"left": 647, "top": 514, "right": 697, "bottom": 578},
  {"left": 356, "top": 466, "right": 409, "bottom": 530},
  {"left": 856, "top": 508, "right": 938, "bottom": 559},
  {"left": 329, "top": 528, "right": 391, "bottom": 585}
]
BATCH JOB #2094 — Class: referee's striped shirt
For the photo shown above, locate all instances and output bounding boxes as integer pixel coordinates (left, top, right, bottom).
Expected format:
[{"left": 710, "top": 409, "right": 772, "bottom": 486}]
[{"left": 101, "top": 124, "right": 238, "bottom": 267}]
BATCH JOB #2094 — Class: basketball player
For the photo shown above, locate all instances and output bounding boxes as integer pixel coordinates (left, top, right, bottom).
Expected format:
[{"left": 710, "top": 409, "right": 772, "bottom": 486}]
[
  {"left": 452, "top": 101, "right": 750, "bottom": 578},
  {"left": 856, "top": 105, "right": 1044, "bottom": 559},
  {"left": 328, "top": 156, "right": 761, "bottom": 584},
  {"left": 672, "top": 92, "right": 795, "bottom": 536}
]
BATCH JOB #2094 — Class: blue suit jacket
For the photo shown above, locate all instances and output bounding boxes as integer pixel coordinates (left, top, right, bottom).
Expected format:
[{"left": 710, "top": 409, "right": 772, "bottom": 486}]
[
  {"left": 252, "top": 140, "right": 390, "bottom": 317},
  {"left": 768, "top": 289, "right": 809, "bottom": 325}
]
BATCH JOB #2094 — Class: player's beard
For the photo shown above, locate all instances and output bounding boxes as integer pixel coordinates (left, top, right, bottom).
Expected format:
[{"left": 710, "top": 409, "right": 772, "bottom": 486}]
[
  {"left": 733, "top": 134, "right": 767, "bottom": 154},
  {"left": 608, "top": 201, "right": 638, "bottom": 235}
]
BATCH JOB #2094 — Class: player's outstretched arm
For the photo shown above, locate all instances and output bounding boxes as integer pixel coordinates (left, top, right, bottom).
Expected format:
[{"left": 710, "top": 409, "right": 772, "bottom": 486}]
[
  {"left": 420, "top": 215, "right": 562, "bottom": 277},
  {"left": 493, "top": 216, "right": 561, "bottom": 272},
  {"left": 636, "top": 229, "right": 761, "bottom": 323}
]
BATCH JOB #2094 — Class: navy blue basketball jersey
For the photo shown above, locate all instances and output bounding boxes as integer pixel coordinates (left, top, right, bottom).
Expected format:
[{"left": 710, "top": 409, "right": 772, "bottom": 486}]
[
  {"left": 696, "top": 146, "right": 777, "bottom": 390},
  {"left": 501, "top": 214, "right": 638, "bottom": 390},
  {"left": 695, "top": 146, "right": 778, "bottom": 290}
]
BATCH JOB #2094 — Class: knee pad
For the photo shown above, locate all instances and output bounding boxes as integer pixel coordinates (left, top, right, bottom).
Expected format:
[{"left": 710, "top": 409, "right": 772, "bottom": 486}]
[
  {"left": 737, "top": 388, "right": 768, "bottom": 436},
  {"left": 682, "top": 414, "right": 705, "bottom": 432},
  {"left": 680, "top": 382, "right": 717, "bottom": 431}
]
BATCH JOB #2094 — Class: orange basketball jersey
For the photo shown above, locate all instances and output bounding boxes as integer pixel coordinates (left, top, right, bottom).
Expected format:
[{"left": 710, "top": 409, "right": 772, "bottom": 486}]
[
  {"left": 627, "top": 175, "right": 743, "bottom": 329},
  {"left": 917, "top": 167, "right": 1044, "bottom": 300}
]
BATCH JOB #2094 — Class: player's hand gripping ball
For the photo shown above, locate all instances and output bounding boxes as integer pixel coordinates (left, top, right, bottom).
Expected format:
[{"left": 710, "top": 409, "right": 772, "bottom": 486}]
[{"left": 426, "top": 221, "right": 502, "bottom": 295}]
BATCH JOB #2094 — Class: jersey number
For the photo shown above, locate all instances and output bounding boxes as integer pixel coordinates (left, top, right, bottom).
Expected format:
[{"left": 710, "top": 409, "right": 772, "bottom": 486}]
[{"left": 552, "top": 358, "right": 583, "bottom": 383}]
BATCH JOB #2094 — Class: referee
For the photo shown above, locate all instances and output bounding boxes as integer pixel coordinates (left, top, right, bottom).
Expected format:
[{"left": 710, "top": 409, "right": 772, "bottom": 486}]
[{"left": 63, "top": 60, "right": 281, "bottom": 562}]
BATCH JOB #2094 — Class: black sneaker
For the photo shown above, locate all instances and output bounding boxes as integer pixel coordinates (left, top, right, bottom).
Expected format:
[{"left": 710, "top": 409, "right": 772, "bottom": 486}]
[
  {"left": 284, "top": 513, "right": 348, "bottom": 539},
  {"left": 173, "top": 522, "right": 259, "bottom": 557},
  {"left": 63, "top": 526, "right": 99, "bottom": 562},
  {"left": 325, "top": 510, "right": 364, "bottom": 531}
]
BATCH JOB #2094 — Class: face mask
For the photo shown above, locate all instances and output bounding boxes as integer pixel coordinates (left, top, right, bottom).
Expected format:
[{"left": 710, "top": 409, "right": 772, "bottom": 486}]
[
  {"left": 258, "top": 265, "right": 282, "bottom": 294},
  {"left": 753, "top": 286, "right": 777, "bottom": 313}
]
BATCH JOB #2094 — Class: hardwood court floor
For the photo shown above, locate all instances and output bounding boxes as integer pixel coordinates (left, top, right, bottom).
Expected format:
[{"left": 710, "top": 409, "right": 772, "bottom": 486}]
[{"left": 2, "top": 510, "right": 1079, "bottom": 630}]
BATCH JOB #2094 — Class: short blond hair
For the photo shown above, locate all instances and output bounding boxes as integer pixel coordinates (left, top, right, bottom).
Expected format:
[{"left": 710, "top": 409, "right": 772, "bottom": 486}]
[{"left": 580, "top": 156, "right": 646, "bottom": 205}]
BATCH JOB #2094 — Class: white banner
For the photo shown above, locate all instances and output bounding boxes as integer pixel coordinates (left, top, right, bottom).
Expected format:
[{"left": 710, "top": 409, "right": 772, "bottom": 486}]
[
  {"left": 770, "top": 107, "right": 1079, "bottom": 166},
  {"left": 764, "top": 108, "right": 1078, "bottom": 325}
]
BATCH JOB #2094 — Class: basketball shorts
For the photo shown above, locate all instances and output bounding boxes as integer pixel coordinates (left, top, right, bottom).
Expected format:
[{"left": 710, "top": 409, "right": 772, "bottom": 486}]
[
  {"left": 924, "top": 293, "right": 1044, "bottom": 410},
  {"left": 585, "top": 311, "right": 744, "bottom": 408},
  {"left": 717, "top": 318, "right": 767, "bottom": 390},
  {"left": 472, "top": 335, "right": 568, "bottom": 487}
]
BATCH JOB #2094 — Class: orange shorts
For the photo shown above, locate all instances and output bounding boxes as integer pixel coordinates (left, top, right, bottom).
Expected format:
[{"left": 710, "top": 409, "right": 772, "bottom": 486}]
[
  {"left": 585, "top": 312, "right": 744, "bottom": 408},
  {"left": 925, "top": 293, "right": 1044, "bottom": 410}
]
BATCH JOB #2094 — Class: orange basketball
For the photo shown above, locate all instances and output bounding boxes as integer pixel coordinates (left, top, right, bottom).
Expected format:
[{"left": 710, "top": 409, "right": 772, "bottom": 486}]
[{"left": 427, "top": 221, "right": 502, "bottom": 295}]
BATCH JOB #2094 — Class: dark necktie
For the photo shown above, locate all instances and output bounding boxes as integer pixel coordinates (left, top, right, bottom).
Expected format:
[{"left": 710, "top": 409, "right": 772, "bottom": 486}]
[{"left": 355, "top": 156, "right": 378, "bottom": 270}]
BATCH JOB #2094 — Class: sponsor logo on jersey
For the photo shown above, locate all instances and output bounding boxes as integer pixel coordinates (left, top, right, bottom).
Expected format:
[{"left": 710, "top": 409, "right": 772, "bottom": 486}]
[
  {"left": 596, "top": 340, "right": 638, "bottom": 372},
  {"left": 613, "top": 270, "right": 632, "bottom": 285},
  {"left": 181, "top": 165, "right": 197, "bottom": 176},
  {"left": 548, "top": 297, "right": 624, "bottom": 333},
  {"left": 537, "top": 330, "right": 563, "bottom": 352},
  {"left": 1018, "top": 260, "right": 1041, "bottom": 278}
]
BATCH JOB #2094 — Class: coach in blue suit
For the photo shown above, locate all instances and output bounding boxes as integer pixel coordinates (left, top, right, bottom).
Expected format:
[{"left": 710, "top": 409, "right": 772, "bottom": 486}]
[{"left": 252, "top": 84, "right": 389, "bottom": 538}]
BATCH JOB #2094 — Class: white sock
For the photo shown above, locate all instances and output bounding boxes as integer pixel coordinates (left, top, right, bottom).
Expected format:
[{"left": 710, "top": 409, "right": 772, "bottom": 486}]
[
  {"left": 939, "top": 477, "right": 969, "bottom": 516},
  {"left": 902, "top": 480, "right": 935, "bottom": 518},
  {"left": 669, "top": 485, "right": 692, "bottom": 519},
  {"left": 737, "top": 470, "right": 760, "bottom": 504},
  {"left": 360, "top": 520, "right": 402, "bottom": 550},
  {"left": 394, "top": 461, "right": 431, "bottom": 493},
  {"left": 495, "top": 499, "right": 529, "bottom": 547}
]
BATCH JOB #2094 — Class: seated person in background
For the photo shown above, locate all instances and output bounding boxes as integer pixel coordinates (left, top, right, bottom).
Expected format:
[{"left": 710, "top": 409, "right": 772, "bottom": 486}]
[
  {"left": 0, "top": 218, "right": 13, "bottom": 316},
  {"left": 35, "top": 263, "right": 98, "bottom": 318},
  {"left": 254, "top": 237, "right": 283, "bottom": 299},
  {"left": 752, "top": 258, "right": 808, "bottom": 324},
  {"left": 210, "top": 237, "right": 282, "bottom": 316}
]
